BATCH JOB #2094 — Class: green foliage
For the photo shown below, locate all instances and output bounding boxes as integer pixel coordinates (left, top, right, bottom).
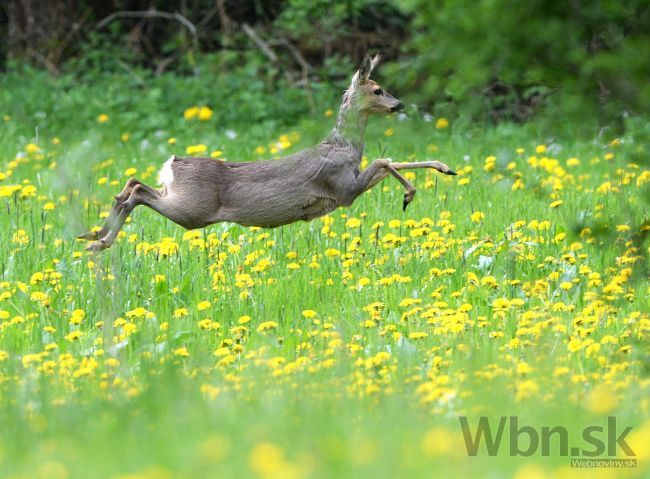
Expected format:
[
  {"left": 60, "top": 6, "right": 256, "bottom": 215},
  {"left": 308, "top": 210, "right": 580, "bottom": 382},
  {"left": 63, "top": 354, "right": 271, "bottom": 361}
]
[
  {"left": 273, "top": 0, "right": 408, "bottom": 43},
  {"left": 274, "top": 0, "right": 358, "bottom": 39},
  {"left": 390, "top": 0, "right": 650, "bottom": 122},
  {"left": 5, "top": 0, "right": 648, "bottom": 123},
  {"left": 0, "top": 53, "right": 337, "bottom": 140}
]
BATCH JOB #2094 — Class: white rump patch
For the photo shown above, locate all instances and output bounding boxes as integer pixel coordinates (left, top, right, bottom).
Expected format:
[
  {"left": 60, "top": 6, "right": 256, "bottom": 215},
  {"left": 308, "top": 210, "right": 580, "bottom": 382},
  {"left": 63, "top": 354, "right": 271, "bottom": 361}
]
[{"left": 158, "top": 155, "right": 175, "bottom": 186}]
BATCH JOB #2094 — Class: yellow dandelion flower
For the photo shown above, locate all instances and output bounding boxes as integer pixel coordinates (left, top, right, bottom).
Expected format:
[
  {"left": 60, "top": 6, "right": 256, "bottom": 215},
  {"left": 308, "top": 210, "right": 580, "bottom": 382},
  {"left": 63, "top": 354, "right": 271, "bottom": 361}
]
[
  {"left": 409, "top": 332, "right": 428, "bottom": 340},
  {"left": 105, "top": 358, "right": 120, "bottom": 368},
  {"left": 197, "top": 301, "right": 211, "bottom": 311},
  {"left": 25, "top": 143, "right": 41, "bottom": 154},
  {"left": 186, "top": 144, "right": 208, "bottom": 155},
  {"left": 69, "top": 309, "right": 85, "bottom": 325},
  {"left": 65, "top": 331, "right": 83, "bottom": 341},
  {"left": 567, "top": 337, "right": 582, "bottom": 353},
  {"left": 345, "top": 218, "right": 361, "bottom": 228},
  {"left": 198, "top": 319, "right": 212, "bottom": 330},
  {"left": 470, "top": 211, "right": 485, "bottom": 223},
  {"left": 516, "top": 362, "right": 534, "bottom": 375},
  {"left": 125, "top": 307, "right": 153, "bottom": 319},
  {"left": 324, "top": 248, "right": 340, "bottom": 258},
  {"left": 173, "top": 346, "right": 190, "bottom": 357},
  {"left": 435, "top": 118, "right": 449, "bottom": 129},
  {"left": 249, "top": 443, "right": 287, "bottom": 476},
  {"left": 257, "top": 321, "right": 278, "bottom": 332},
  {"left": 484, "top": 156, "right": 496, "bottom": 171},
  {"left": 183, "top": 106, "right": 199, "bottom": 120},
  {"left": 198, "top": 106, "right": 213, "bottom": 121}
]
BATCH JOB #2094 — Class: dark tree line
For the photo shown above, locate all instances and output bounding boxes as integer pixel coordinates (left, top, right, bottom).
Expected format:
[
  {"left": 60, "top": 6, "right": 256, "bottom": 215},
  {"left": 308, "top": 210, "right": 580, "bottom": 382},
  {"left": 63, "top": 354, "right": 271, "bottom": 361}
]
[
  {"left": 2, "top": 1, "right": 408, "bottom": 74},
  {"left": 1, "top": 0, "right": 648, "bottom": 121}
]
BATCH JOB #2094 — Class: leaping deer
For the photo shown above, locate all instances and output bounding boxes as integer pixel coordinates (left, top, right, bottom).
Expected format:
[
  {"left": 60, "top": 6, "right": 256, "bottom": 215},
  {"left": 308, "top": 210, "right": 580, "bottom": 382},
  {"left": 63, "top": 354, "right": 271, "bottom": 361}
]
[{"left": 79, "top": 54, "right": 457, "bottom": 251}]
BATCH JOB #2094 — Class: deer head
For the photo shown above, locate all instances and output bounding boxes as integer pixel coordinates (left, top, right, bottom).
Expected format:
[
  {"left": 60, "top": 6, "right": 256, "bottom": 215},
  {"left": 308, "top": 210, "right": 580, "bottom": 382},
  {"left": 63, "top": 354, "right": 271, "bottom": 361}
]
[{"left": 348, "top": 54, "right": 402, "bottom": 114}]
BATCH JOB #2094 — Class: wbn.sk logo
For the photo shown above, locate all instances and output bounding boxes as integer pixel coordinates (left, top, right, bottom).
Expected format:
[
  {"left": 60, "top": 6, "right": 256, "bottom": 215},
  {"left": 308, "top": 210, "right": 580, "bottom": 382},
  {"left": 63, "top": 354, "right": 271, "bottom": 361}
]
[{"left": 458, "top": 416, "right": 636, "bottom": 468}]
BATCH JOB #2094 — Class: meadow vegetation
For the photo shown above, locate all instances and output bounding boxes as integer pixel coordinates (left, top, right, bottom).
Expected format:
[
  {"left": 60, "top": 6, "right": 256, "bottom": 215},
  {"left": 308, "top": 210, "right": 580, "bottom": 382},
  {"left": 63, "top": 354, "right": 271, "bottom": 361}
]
[{"left": 0, "top": 67, "right": 649, "bottom": 478}]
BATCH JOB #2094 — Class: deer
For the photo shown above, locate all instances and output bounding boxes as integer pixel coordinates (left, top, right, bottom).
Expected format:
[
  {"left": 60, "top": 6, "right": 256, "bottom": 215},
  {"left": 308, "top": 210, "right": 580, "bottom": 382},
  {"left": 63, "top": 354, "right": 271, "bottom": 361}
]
[{"left": 78, "top": 54, "right": 457, "bottom": 251}]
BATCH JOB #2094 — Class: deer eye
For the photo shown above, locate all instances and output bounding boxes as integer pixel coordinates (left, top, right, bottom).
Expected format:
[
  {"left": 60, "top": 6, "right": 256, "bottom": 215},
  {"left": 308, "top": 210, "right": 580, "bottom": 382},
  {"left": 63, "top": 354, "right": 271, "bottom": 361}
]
[{"left": 373, "top": 88, "right": 383, "bottom": 96}]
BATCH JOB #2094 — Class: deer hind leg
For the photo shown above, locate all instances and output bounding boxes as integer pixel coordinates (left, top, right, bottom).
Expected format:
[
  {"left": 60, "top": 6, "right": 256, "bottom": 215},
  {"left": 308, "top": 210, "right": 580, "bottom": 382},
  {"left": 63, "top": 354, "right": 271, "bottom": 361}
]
[
  {"left": 86, "top": 183, "right": 164, "bottom": 251},
  {"left": 78, "top": 178, "right": 143, "bottom": 241}
]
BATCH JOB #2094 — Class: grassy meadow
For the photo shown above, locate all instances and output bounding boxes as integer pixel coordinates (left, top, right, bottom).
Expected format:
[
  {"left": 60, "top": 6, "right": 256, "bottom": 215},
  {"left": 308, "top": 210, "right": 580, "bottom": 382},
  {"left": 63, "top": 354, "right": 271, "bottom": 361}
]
[{"left": 0, "top": 70, "right": 649, "bottom": 478}]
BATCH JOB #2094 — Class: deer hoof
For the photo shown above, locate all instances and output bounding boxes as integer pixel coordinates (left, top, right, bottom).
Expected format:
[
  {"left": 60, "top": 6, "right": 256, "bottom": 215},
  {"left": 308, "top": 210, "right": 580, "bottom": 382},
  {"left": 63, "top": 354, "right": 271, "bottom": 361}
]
[
  {"left": 402, "top": 191, "right": 416, "bottom": 211},
  {"left": 445, "top": 169, "right": 458, "bottom": 176},
  {"left": 77, "top": 231, "right": 100, "bottom": 241},
  {"left": 86, "top": 239, "right": 107, "bottom": 252}
]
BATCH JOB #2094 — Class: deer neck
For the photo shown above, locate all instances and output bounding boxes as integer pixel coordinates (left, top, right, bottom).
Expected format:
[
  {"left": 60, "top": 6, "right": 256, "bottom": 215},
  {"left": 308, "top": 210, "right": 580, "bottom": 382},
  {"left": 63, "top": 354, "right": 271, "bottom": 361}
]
[{"left": 325, "top": 96, "right": 368, "bottom": 151}]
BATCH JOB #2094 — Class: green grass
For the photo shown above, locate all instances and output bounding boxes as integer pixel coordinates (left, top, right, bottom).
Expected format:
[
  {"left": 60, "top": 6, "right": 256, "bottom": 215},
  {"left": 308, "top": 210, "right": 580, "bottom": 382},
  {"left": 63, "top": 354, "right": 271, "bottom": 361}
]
[{"left": 0, "top": 70, "right": 649, "bottom": 479}]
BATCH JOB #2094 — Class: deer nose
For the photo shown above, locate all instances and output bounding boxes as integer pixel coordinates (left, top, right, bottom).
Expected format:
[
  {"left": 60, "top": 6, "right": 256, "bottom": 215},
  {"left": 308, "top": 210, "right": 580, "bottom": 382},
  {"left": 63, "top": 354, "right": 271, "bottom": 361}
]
[{"left": 390, "top": 102, "right": 404, "bottom": 112}]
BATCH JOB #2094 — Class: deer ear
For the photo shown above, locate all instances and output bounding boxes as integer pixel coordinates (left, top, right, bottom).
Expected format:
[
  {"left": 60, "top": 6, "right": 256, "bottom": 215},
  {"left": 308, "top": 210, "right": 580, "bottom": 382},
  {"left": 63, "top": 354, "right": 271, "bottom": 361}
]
[
  {"left": 370, "top": 53, "right": 381, "bottom": 72},
  {"left": 357, "top": 54, "right": 374, "bottom": 82}
]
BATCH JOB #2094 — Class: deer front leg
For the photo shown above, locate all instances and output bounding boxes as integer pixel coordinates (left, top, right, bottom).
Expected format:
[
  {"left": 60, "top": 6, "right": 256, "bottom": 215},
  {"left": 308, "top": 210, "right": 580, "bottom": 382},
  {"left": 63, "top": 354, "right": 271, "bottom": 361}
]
[
  {"left": 362, "top": 160, "right": 458, "bottom": 188},
  {"left": 355, "top": 158, "right": 417, "bottom": 211},
  {"left": 391, "top": 160, "right": 457, "bottom": 176},
  {"left": 78, "top": 178, "right": 143, "bottom": 241}
]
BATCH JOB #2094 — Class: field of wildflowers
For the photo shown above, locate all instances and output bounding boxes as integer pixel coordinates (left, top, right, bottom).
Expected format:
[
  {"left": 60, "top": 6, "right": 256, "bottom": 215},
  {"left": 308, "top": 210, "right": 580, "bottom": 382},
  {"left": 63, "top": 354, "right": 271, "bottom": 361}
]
[{"left": 0, "top": 75, "right": 649, "bottom": 478}]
